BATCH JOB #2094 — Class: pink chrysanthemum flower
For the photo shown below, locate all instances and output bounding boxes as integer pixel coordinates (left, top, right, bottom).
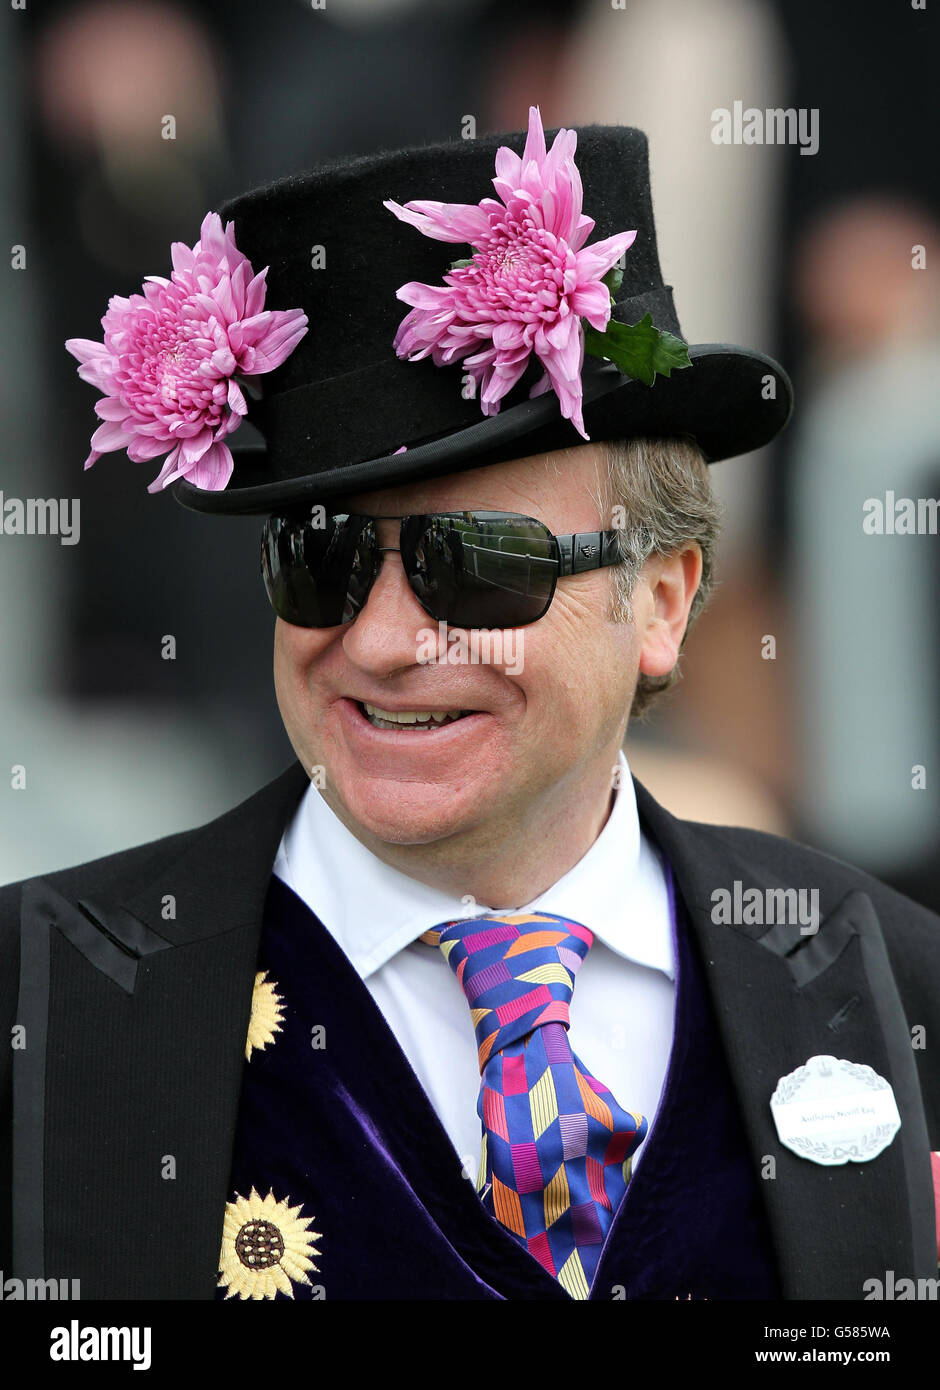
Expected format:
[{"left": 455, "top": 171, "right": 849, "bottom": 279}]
[
  {"left": 384, "top": 106, "right": 636, "bottom": 439},
  {"left": 65, "top": 212, "right": 308, "bottom": 492}
]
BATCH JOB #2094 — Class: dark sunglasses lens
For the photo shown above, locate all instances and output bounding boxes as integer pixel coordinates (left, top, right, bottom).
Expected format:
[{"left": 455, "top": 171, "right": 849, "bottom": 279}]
[
  {"left": 403, "top": 513, "right": 559, "bottom": 627},
  {"left": 261, "top": 513, "right": 376, "bottom": 627}
]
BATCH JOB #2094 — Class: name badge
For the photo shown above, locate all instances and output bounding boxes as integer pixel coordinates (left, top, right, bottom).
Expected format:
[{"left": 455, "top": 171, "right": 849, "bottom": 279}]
[{"left": 770, "top": 1054, "right": 901, "bottom": 1166}]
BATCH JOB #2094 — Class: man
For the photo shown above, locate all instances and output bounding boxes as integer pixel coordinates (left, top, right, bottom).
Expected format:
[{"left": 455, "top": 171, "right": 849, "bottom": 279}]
[{"left": 1, "top": 111, "right": 938, "bottom": 1302}]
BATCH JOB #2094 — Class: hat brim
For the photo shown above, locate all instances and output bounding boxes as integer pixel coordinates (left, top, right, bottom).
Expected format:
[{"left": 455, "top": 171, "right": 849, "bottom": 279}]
[{"left": 172, "top": 343, "right": 793, "bottom": 517}]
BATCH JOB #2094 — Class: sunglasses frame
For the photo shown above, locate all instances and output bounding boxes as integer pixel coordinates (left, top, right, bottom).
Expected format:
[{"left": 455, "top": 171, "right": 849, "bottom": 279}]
[{"left": 261, "top": 509, "right": 625, "bottom": 630}]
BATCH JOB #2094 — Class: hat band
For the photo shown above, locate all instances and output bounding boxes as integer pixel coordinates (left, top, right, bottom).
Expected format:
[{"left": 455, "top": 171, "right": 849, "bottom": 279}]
[{"left": 253, "top": 286, "right": 679, "bottom": 478}]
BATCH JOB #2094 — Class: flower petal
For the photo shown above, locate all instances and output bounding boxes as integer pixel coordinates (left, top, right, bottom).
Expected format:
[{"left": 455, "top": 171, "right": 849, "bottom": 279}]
[
  {"left": 211, "top": 344, "right": 237, "bottom": 376},
  {"left": 244, "top": 266, "right": 268, "bottom": 318},
  {"left": 576, "top": 229, "right": 637, "bottom": 281},
  {"left": 481, "top": 352, "right": 530, "bottom": 405},
  {"left": 493, "top": 143, "right": 522, "bottom": 196},
  {"left": 64, "top": 337, "right": 109, "bottom": 364},
  {"left": 492, "top": 321, "right": 526, "bottom": 350},
  {"left": 126, "top": 434, "right": 172, "bottom": 462},
  {"left": 570, "top": 280, "right": 613, "bottom": 330},
  {"left": 569, "top": 213, "right": 595, "bottom": 252},
  {"left": 179, "top": 427, "right": 214, "bottom": 464},
  {"left": 522, "top": 105, "right": 547, "bottom": 168},
  {"left": 89, "top": 419, "right": 133, "bottom": 453},
  {"left": 396, "top": 281, "right": 454, "bottom": 310},
  {"left": 227, "top": 377, "right": 247, "bottom": 415},
  {"left": 93, "top": 396, "right": 132, "bottom": 422},
  {"left": 186, "top": 440, "right": 234, "bottom": 491},
  {"left": 171, "top": 243, "right": 196, "bottom": 278},
  {"left": 147, "top": 444, "right": 184, "bottom": 492},
  {"left": 241, "top": 309, "right": 308, "bottom": 373},
  {"left": 384, "top": 198, "right": 492, "bottom": 245}
]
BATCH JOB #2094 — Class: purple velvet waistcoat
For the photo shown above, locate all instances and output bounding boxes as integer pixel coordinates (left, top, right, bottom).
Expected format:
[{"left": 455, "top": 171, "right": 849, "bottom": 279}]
[{"left": 215, "top": 865, "right": 781, "bottom": 1300}]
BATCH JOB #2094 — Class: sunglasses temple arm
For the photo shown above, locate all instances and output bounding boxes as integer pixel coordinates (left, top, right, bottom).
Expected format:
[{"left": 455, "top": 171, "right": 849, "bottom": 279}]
[{"left": 556, "top": 531, "right": 625, "bottom": 576}]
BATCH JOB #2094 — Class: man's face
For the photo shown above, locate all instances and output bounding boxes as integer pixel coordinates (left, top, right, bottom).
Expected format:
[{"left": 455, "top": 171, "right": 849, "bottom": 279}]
[{"left": 273, "top": 443, "right": 683, "bottom": 859}]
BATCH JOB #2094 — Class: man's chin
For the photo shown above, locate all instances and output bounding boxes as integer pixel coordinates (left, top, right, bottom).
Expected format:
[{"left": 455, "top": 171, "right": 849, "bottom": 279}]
[{"left": 321, "top": 777, "right": 490, "bottom": 850}]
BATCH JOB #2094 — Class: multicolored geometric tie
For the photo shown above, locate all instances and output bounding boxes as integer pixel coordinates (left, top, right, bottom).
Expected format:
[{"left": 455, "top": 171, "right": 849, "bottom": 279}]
[{"left": 421, "top": 911, "right": 648, "bottom": 1299}]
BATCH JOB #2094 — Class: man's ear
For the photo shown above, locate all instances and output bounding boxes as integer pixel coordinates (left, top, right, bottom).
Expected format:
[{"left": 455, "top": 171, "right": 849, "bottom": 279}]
[{"left": 637, "top": 545, "right": 703, "bottom": 679}]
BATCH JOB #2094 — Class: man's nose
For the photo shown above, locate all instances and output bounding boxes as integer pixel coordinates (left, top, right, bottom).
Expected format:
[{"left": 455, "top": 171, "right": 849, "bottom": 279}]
[{"left": 341, "top": 529, "right": 436, "bottom": 672}]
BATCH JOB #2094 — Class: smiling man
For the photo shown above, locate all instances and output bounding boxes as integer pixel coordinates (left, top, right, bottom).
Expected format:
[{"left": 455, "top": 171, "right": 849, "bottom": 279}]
[{"left": 1, "top": 111, "right": 938, "bottom": 1303}]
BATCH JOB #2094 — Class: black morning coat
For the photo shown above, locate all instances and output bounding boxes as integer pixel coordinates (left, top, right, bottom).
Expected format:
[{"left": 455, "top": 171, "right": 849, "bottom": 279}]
[{"left": 0, "top": 761, "right": 937, "bottom": 1299}]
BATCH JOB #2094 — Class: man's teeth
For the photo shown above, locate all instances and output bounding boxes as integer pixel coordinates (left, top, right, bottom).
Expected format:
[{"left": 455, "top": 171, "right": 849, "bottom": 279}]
[{"left": 362, "top": 702, "right": 467, "bottom": 729}]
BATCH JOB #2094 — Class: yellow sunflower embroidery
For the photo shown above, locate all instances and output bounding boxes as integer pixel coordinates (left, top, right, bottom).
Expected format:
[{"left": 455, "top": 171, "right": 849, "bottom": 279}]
[
  {"left": 245, "top": 970, "right": 285, "bottom": 1060},
  {"left": 218, "top": 1188, "right": 322, "bottom": 1300}
]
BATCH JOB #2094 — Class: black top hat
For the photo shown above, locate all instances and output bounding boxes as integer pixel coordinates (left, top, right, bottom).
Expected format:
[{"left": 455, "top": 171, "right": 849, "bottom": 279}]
[{"left": 174, "top": 120, "right": 793, "bottom": 517}]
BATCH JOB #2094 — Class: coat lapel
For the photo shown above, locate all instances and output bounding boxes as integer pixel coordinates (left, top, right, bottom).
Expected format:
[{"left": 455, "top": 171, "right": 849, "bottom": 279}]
[
  {"left": 13, "top": 760, "right": 311, "bottom": 1299},
  {"left": 633, "top": 779, "right": 936, "bottom": 1298}
]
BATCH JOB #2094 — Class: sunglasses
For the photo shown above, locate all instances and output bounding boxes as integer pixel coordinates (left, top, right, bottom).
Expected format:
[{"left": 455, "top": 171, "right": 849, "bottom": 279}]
[{"left": 261, "top": 510, "right": 624, "bottom": 630}]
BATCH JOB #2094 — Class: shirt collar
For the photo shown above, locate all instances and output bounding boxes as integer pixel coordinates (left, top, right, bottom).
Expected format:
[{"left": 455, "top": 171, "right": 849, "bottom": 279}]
[{"left": 273, "top": 749, "right": 674, "bottom": 982}]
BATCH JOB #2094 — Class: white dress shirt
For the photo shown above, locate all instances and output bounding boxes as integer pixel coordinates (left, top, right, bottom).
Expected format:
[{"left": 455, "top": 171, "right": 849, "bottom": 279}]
[{"left": 272, "top": 750, "right": 676, "bottom": 1182}]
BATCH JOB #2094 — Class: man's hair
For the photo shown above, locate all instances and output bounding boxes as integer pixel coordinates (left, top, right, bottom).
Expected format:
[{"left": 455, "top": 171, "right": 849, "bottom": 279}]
[{"left": 591, "top": 436, "right": 723, "bottom": 719}]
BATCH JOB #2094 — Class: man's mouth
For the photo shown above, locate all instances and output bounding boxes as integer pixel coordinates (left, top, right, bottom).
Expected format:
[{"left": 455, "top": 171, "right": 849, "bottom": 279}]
[{"left": 358, "top": 701, "right": 473, "bottom": 731}]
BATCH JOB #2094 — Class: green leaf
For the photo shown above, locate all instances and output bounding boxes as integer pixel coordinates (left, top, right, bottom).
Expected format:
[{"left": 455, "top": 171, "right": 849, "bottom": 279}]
[
  {"left": 448, "top": 257, "right": 474, "bottom": 272},
  {"left": 583, "top": 312, "right": 692, "bottom": 386},
  {"left": 601, "top": 265, "right": 624, "bottom": 298}
]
